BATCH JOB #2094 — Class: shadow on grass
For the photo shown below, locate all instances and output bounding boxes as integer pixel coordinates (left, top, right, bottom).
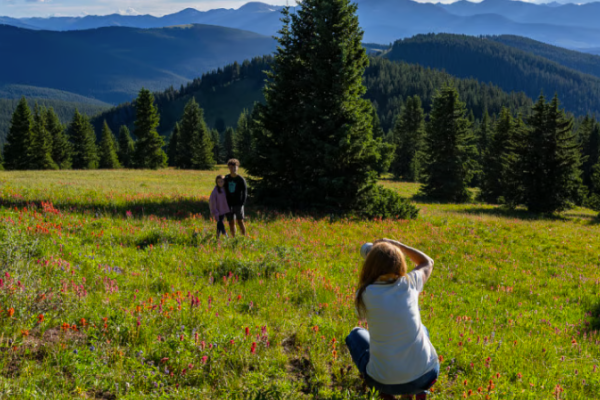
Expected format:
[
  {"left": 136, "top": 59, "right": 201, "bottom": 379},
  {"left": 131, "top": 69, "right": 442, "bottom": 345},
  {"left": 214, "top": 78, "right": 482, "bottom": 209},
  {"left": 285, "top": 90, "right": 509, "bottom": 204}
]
[
  {"left": 0, "top": 196, "right": 356, "bottom": 224},
  {"left": 453, "top": 206, "right": 600, "bottom": 224}
]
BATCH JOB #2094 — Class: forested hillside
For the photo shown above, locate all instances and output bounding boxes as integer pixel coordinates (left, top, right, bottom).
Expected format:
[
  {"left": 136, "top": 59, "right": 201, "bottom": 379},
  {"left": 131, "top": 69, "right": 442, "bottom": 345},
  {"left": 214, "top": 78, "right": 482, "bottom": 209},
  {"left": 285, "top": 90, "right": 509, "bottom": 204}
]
[
  {"left": 385, "top": 33, "right": 600, "bottom": 116},
  {"left": 0, "top": 84, "right": 110, "bottom": 106},
  {"left": 489, "top": 35, "right": 600, "bottom": 79},
  {"left": 94, "top": 55, "right": 533, "bottom": 137},
  {"left": 0, "top": 98, "right": 109, "bottom": 145},
  {"left": 0, "top": 24, "right": 276, "bottom": 104}
]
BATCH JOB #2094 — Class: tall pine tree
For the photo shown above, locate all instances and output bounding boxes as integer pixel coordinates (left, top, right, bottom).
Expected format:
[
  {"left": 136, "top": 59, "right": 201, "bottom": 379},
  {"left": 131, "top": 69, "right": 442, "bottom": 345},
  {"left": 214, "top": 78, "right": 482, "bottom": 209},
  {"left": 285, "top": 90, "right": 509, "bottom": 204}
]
[
  {"left": 167, "top": 123, "right": 180, "bottom": 167},
  {"left": 99, "top": 121, "right": 121, "bottom": 169},
  {"left": 480, "top": 107, "right": 515, "bottom": 204},
  {"left": 233, "top": 109, "right": 254, "bottom": 165},
  {"left": 133, "top": 88, "right": 167, "bottom": 169},
  {"left": 582, "top": 119, "right": 600, "bottom": 190},
  {"left": 222, "top": 126, "right": 235, "bottom": 162},
  {"left": 30, "top": 104, "right": 58, "bottom": 170},
  {"left": 523, "top": 94, "right": 583, "bottom": 213},
  {"left": 246, "top": 1, "right": 411, "bottom": 217},
  {"left": 391, "top": 95, "right": 425, "bottom": 182},
  {"left": 46, "top": 107, "right": 71, "bottom": 169},
  {"left": 420, "top": 85, "right": 478, "bottom": 202},
  {"left": 117, "top": 126, "right": 135, "bottom": 168},
  {"left": 211, "top": 128, "right": 221, "bottom": 164},
  {"left": 68, "top": 110, "right": 98, "bottom": 170},
  {"left": 3, "top": 97, "right": 34, "bottom": 170},
  {"left": 177, "top": 98, "right": 214, "bottom": 170}
]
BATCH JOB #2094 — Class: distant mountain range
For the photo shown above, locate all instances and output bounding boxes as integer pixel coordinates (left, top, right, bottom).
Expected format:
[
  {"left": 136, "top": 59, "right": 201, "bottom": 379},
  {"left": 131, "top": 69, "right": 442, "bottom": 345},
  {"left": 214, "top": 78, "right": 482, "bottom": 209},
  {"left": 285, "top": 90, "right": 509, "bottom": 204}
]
[
  {"left": 3, "top": 0, "right": 600, "bottom": 49},
  {"left": 384, "top": 33, "right": 600, "bottom": 116},
  {"left": 0, "top": 24, "right": 276, "bottom": 104}
]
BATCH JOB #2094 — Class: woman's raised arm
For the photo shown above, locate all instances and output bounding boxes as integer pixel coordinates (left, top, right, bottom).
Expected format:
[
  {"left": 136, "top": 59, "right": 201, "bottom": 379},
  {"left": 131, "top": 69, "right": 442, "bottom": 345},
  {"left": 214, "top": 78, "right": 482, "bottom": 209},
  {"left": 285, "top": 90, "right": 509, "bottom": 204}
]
[{"left": 377, "top": 238, "right": 434, "bottom": 283}]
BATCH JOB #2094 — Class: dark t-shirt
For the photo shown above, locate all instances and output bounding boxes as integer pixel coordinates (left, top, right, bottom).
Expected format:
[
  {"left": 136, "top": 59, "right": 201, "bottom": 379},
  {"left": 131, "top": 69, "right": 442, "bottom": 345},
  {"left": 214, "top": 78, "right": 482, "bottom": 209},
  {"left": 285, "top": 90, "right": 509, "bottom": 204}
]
[{"left": 224, "top": 174, "right": 247, "bottom": 207}]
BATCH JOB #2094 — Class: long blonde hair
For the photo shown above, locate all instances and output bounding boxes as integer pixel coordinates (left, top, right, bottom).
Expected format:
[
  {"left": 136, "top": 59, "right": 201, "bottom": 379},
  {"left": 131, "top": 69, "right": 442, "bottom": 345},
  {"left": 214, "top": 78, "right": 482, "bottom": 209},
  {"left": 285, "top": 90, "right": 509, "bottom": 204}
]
[{"left": 355, "top": 242, "right": 407, "bottom": 319}]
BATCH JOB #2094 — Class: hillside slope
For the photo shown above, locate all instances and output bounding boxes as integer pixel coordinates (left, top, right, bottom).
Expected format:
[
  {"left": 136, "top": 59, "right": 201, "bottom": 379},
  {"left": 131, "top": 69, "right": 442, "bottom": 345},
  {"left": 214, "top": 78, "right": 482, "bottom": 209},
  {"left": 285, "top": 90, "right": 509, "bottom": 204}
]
[
  {"left": 93, "top": 56, "right": 533, "bottom": 138},
  {"left": 0, "top": 99, "right": 109, "bottom": 144},
  {"left": 488, "top": 35, "right": 600, "bottom": 79},
  {"left": 0, "top": 24, "right": 276, "bottom": 104},
  {"left": 384, "top": 33, "right": 600, "bottom": 116}
]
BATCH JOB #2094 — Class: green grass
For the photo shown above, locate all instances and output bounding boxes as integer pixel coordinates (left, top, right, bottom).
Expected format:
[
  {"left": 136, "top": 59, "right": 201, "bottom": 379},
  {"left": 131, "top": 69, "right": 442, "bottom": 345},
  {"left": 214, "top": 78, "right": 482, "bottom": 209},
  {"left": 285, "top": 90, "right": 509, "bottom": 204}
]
[{"left": 0, "top": 168, "right": 598, "bottom": 399}]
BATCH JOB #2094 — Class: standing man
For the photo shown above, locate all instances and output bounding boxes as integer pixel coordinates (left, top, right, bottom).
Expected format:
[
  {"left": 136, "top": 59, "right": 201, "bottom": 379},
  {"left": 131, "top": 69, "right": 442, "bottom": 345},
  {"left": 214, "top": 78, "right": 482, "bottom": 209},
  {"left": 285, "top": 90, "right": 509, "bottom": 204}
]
[{"left": 224, "top": 158, "right": 247, "bottom": 237}]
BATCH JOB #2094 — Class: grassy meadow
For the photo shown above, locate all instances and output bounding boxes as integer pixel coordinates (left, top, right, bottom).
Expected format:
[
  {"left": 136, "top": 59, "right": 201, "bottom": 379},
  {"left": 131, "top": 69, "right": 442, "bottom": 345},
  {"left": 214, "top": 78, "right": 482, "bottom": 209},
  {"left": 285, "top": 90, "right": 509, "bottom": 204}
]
[{"left": 0, "top": 168, "right": 599, "bottom": 399}]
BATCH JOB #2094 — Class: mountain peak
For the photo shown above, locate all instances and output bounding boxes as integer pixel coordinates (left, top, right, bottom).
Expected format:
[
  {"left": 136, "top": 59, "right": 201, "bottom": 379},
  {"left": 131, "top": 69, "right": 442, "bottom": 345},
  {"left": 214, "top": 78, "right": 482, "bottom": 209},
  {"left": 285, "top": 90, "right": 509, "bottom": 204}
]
[{"left": 237, "top": 2, "right": 277, "bottom": 12}]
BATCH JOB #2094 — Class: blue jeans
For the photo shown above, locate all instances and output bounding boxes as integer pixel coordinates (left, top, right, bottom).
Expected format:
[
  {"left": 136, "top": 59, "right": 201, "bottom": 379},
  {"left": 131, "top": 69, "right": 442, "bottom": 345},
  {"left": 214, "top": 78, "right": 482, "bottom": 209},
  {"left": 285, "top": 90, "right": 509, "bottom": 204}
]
[{"left": 345, "top": 326, "right": 439, "bottom": 396}]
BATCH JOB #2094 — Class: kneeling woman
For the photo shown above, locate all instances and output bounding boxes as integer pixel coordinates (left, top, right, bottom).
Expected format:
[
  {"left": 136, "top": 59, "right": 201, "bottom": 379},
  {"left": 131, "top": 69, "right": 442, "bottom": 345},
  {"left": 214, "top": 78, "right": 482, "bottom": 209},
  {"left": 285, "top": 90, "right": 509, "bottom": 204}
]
[{"left": 346, "top": 239, "right": 439, "bottom": 400}]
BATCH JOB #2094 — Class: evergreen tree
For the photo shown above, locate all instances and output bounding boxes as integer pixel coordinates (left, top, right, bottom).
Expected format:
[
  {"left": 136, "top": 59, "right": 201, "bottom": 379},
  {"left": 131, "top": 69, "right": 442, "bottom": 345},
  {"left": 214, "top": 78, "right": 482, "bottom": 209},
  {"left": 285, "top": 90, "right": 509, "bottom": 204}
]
[
  {"left": 420, "top": 85, "right": 478, "bottom": 202},
  {"left": 46, "top": 107, "right": 71, "bottom": 169},
  {"left": 233, "top": 109, "right": 254, "bottom": 165},
  {"left": 391, "top": 95, "right": 425, "bottom": 182},
  {"left": 523, "top": 94, "right": 583, "bottom": 213},
  {"left": 222, "top": 126, "right": 235, "bottom": 162},
  {"left": 587, "top": 162, "right": 600, "bottom": 211},
  {"left": 211, "top": 128, "right": 221, "bottom": 164},
  {"left": 30, "top": 104, "right": 58, "bottom": 170},
  {"left": 133, "top": 88, "right": 167, "bottom": 169},
  {"left": 117, "top": 126, "right": 135, "bottom": 168},
  {"left": 68, "top": 109, "right": 98, "bottom": 170},
  {"left": 0, "top": 145, "right": 4, "bottom": 171},
  {"left": 167, "top": 123, "right": 180, "bottom": 167},
  {"left": 177, "top": 98, "right": 214, "bottom": 169},
  {"left": 245, "top": 1, "right": 417, "bottom": 219},
  {"left": 480, "top": 108, "right": 515, "bottom": 204},
  {"left": 3, "top": 97, "right": 34, "bottom": 170},
  {"left": 582, "top": 120, "right": 600, "bottom": 189},
  {"left": 98, "top": 121, "right": 121, "bottom": 169},
  {"left": 500, "top": 114, "right": 527, "bottom": 209}
]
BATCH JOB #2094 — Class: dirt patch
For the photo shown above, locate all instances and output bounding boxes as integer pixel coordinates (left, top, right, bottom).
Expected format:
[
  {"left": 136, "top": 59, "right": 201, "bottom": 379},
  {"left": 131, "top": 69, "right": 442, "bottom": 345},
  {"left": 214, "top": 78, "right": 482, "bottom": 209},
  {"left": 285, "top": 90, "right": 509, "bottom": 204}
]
[
  {"left": 287, "top": 356, "right": 314, "bottom": 394},
  {"left": 42, "top": 327, "right": 87, "bottom": 345},
  {"left": 89, "top": 390, "right": 117, "bottom": 400},
  {"left": 282, "top": 333, "right": 297, "bottom": 354}
]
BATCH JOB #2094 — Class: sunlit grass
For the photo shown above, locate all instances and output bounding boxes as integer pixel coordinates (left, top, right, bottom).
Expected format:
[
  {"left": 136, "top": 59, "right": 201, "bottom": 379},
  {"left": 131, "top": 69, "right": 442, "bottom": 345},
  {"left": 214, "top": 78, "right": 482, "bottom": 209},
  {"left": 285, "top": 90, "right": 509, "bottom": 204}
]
[{"left": 0, "top": 168, "right": 598, "bottom": 399}]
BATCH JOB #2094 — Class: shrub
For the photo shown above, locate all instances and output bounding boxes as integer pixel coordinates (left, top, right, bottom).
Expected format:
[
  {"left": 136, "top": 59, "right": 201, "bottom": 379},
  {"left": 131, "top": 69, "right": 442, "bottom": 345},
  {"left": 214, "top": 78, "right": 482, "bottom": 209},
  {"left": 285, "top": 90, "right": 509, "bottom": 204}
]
[{"left": 355, "top": 185, "right": 419, "bottom": 220}]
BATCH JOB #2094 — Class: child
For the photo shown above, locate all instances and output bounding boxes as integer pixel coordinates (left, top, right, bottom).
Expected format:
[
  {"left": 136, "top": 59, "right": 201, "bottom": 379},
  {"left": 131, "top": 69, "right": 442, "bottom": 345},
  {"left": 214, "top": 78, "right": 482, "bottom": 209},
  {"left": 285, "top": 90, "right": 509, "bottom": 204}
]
[
  {"left": 224, "top": 159, "right": 247, "bottom": 237},
  {"left": 209, "top": 175, "right": 230, "bottom": 239}
]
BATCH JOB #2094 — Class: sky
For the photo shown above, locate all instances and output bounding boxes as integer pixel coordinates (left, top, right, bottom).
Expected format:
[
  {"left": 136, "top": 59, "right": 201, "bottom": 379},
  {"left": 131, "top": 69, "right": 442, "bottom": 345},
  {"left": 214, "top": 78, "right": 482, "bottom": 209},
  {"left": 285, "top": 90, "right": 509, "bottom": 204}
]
[{"left": 0, "top": 0, "right": 589, "bottom": 18}]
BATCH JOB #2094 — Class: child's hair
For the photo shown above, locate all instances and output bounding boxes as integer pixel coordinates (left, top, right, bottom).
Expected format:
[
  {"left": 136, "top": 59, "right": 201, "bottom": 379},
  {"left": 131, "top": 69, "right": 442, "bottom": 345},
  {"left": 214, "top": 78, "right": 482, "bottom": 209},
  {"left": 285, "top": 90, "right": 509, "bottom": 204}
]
[
  {"left": 215, "top": 175, "right": 225, "bottom": 193},
  {"left": 355, "top": 242, "right": 407, "bottom": 319},
  {"left": 227, "top": 159, "right": 240, "bottom": 167}
]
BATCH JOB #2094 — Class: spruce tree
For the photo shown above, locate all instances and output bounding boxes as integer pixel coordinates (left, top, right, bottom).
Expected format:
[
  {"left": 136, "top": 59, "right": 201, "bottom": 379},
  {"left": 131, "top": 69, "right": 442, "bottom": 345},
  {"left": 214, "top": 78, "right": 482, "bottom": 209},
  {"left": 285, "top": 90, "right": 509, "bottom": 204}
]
[
  {"left": 582, "top": 120, "right": 600, "bottom": 189},
  {"left": 523, "top": 94, "right": 583, "bottom": 213},
  {"left": 420, "top": 85, "right": 478, "bottom": 202},
  {"left": 133, "top": 88, "right": 167, "bottom": 169},
  {"left": 587, "top": 162, "right": 600, "bottom": 211},
  {"left": 222, "top": 126, "right": 235, "bottom": 162},
  {"left": 99, "top": 121, "right": 121, "bottom": 169},
  {"left": 46, "top": 107, "right": 71, "bottom": 169},
  {"left": 245, "top": 1, "right": 413, "bottom": 218},
  {"left": 0, "top": 145, "right": 4, "bottom": 171},
  {"left": 30, "top": 104, "right": 58, "bottom": 170},
  {"left": 167, "top": 123, "right": 180, "bottom": 167},
  {"left": 3, "top": 97, "right": 34, "bottom": 170},
  {"left": 480, "top": 107, "right": 515, "bottom": 204},
  {"left": 211, "top": 128, "right": 221, "bottom": 164},
  {"left": 500, "top": 114, "right": 527, "bottom": 209},
  {"left": 391, "top": 95, "right": 425, "bottom": 182},
  {"left": 68, "top": 110, "right": 98, "bottom": 170},
  {"left": 177, "top": 98, "right": 214, "bottom": 170},
  {"left": 233, "top": 109, "right": 254, "bottom": 165},
  {"left": 117, "top": 126, "right": 135, "bottom": 168}
]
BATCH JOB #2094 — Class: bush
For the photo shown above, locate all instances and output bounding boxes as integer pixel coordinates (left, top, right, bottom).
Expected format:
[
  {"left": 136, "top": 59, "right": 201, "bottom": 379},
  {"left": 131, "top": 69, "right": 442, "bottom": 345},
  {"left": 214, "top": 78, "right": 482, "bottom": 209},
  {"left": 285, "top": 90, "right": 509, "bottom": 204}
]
[{"left": 355, "top": 185, "right": 419, "bottom": 220}]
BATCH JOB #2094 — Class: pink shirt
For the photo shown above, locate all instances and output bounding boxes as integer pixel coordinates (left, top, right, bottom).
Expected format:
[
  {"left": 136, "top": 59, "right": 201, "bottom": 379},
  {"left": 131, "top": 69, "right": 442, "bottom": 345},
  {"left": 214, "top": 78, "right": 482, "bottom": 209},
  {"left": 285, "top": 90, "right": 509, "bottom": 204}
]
[{"left": 209, "top": 186, "right": 230, "bottom": 218}]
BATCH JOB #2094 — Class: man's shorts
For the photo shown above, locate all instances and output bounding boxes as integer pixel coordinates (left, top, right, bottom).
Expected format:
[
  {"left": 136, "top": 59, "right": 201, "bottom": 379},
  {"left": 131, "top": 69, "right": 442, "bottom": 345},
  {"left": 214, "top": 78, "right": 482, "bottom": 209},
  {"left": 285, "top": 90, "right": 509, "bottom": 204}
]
[{"left": 226, "top": 206, "right": 245, "bottom": 222}]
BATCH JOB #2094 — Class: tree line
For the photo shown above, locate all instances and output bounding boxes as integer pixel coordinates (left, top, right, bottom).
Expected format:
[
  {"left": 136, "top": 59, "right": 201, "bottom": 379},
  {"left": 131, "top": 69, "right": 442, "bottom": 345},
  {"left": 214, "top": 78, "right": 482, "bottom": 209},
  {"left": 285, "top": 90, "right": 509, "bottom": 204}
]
[
  {"left": 1, "top": 90, "right": 257, "bottom": 172},
  {"left": 386, "top": 88, "right": 600, "bottom": 214}
]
